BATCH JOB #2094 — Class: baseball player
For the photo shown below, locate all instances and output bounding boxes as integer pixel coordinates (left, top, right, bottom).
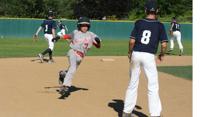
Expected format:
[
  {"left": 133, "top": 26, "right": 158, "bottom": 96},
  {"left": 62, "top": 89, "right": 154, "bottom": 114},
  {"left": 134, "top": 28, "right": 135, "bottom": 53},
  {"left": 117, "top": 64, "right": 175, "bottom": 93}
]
[
  {"left": 33, "top": 10, "right": 57, "bottom": 63},
  {"left": 57, "top": 20, "right": 68, "bottom": 37},
  {"left": 122, "top": 0, "right": 168, "bottom": 117},
  {"left": 52, "top": 17, "right": 101, "bottom": 98},
  {"left": 168, "top": 17, "right": 184, "bottom": 56}
]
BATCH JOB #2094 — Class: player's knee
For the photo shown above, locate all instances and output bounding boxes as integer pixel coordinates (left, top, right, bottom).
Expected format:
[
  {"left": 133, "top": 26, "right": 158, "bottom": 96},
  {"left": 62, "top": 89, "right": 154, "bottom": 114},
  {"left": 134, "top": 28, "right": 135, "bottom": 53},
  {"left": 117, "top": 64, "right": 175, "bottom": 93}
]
[
  {"left": 68, "top": 67, "right": 76, "bottom": 75},
  {"left": 49, "top": 46, "right": 54, "bottom": 51},
  {"left": 148, "top": 84, "right": 159, "bottom": 94}
]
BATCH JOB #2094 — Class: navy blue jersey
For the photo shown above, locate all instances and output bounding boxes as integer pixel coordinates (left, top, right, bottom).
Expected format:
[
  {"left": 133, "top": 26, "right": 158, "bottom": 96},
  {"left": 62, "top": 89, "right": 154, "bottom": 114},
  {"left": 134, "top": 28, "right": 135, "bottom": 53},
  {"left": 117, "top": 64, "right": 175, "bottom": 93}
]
[
  {"left": 130, "top": 19, "right": 168, "bottom": 54},
  {"left": 58, "top": 23, "right": 66, "bottom": 30},
  {"left": 171, "top": 22, "right": 180, "bottom": 31},
  {"left": 41, "top": 19, "right": 56, "bottom": 34}
]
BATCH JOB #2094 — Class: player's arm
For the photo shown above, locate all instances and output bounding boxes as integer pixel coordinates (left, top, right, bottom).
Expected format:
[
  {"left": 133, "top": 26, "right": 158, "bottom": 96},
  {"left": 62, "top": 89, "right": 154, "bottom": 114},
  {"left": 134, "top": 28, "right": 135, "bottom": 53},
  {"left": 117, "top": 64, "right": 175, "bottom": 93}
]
[
  {"left": 52, "top": 28, "right": 56, "bottom": 38},
  {"left": 128, "top": 21, "right": 138, "bottom": 62},
  {"left": 169, "top": 22, "right": 174, "bottom": 36},
  {"left": 158, "top": 41, "right": 167, "bottom": 61},
  {"left": 33, "top": 26, "right": 42, "bottom": 40},
  {"left": 158, "top": 23, "right": 168, "bottom": 61},
  {"left": 128, "top": 38, "right": 135, "bottom": 61},
  {"left": 65, "top": 25, "right": 69, "bottom": 33}
]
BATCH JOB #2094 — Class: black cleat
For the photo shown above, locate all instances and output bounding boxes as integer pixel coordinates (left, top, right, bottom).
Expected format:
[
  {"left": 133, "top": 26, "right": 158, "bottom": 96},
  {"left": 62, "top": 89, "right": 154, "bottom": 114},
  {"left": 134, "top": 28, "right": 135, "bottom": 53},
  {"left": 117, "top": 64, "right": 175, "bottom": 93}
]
[
  {"left": 58, "top": 86, "right": 70, "bottom": 99},
  {"left": 122, "top": 112, "right": 132, "bottom": 117},
  {"left": 38, "top": 53, "right": 44, "bottom": 63},
  {"left": 179, "top": 49, "right": 183, "bottom": 56}
]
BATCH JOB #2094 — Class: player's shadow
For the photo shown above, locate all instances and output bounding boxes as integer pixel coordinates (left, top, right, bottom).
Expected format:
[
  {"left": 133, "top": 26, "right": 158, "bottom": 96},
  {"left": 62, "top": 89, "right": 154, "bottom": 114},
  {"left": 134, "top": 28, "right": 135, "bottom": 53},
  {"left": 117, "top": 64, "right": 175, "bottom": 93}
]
[
  {"left": 165, "top": 52, "right": 177, "bottom": 55},
  {"left": 108, "top": 99, "right": 148, "bottom": 117},
  {"left": 58, "top": 86, "right": 88, "bottom": 99},
  {"left": 70, "top": 86, "right": 89, "bottom": 93},
  {"left": 31, "top": 58, "right": 49, "bottom": 63}
]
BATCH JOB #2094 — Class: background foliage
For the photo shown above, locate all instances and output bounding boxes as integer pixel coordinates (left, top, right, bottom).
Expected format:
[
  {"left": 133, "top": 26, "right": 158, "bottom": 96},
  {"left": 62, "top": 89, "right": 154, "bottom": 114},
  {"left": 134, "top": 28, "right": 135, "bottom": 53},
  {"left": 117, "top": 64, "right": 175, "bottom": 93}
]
[{"left": 0, "top": 0, "right": 192, "bottom": 22}]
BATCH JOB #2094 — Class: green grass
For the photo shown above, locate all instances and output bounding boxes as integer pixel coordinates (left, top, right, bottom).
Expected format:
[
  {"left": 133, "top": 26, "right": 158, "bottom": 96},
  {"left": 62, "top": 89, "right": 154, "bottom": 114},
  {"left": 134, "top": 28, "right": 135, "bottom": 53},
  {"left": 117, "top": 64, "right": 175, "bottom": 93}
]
[
  {"left": 0, "top": 38, "right": 192, "bottom": 58},
  {"left": 157, "top": 65, "right": 192, "bottom": 80}
]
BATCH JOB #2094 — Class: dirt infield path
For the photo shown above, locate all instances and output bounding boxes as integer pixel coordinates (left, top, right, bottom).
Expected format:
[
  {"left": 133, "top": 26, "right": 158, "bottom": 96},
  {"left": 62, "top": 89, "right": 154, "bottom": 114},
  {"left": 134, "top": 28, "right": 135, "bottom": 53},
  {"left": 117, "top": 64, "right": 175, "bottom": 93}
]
[{"left": 0, "top": 56, "right": 192, "bottom": 117}]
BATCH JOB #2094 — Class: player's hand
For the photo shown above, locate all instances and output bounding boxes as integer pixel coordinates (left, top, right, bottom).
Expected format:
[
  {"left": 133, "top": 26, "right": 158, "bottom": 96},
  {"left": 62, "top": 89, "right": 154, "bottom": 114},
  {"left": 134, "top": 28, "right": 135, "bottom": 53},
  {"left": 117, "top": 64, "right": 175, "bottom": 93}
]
[
  {"left": 157, "top": 53, "right": 164, "bottom": 61},
  {"left": 169, "top": 31, "right": 173, "bottom": 36},
  {"left": 33, "top": 34, "right": 39, "bottom": 42}
]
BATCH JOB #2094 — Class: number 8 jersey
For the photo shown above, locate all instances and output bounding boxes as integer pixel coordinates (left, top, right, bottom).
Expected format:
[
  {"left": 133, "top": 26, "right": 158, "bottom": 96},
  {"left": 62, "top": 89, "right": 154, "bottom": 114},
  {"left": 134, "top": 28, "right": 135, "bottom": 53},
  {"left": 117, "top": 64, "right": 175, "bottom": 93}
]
[{"left": 130, "top": 19, "right": 168, "bottom": 54}]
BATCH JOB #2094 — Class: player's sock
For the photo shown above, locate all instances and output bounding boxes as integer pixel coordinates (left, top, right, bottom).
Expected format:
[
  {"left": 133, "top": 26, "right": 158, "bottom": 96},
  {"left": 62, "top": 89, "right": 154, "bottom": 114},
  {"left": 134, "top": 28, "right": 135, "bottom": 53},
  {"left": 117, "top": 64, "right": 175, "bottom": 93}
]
[
  {"left": 49, "top": 50, "right": 53, "bottom": 60},
  {"left": 42, "top": 48, "right": 51, "bottom": 55}
]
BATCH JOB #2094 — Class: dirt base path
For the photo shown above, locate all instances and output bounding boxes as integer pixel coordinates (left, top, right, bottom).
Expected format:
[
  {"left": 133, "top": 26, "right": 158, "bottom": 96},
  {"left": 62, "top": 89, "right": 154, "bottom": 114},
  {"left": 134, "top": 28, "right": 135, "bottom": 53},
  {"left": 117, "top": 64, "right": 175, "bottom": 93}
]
[{"left": 0, "top": 56, "right": 192, "bottom": 117}]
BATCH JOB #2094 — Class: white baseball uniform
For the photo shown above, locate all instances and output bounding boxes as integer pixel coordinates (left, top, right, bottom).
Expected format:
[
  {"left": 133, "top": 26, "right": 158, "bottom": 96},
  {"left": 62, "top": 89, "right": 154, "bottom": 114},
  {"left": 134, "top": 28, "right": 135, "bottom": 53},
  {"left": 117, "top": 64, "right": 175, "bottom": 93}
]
[
  {"left": 123, "top": 19, "right": 168, "bottom": 116},
  {"left": 170, "top": 22, "right": 183, "bottom": 51}
]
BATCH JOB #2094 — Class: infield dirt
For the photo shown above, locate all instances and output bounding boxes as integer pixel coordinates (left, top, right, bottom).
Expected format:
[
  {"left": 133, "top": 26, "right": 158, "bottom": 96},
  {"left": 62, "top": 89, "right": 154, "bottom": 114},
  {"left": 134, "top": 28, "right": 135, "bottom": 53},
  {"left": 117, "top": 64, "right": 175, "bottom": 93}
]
[{"left": 0, "top": 56, "right": 192, "bottom": 117}]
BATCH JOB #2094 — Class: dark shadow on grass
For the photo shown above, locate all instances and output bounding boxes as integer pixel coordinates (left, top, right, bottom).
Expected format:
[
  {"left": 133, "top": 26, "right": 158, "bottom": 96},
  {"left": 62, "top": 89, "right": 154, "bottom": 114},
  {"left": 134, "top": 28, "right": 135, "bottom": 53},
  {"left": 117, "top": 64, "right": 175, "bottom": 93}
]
[
  {"left": 157, "top": 65, "right": 192, "bottom": 80},
  {"left": 108, "top": 99, "right": 148, "bottom": 117}
]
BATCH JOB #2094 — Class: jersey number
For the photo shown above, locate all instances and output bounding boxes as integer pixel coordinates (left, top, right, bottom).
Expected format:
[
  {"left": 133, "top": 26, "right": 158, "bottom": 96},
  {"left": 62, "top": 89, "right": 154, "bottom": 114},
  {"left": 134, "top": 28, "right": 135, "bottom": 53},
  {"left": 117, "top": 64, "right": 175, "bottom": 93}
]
[
  {"left": 175, "top": 24, "right": 180, "bottom": 29},
  {"left": 45, "top": 25, "right": 48, "bottom": 32},
  {"left": 141, "top": 30, "right": 151, "bottom": 45}
]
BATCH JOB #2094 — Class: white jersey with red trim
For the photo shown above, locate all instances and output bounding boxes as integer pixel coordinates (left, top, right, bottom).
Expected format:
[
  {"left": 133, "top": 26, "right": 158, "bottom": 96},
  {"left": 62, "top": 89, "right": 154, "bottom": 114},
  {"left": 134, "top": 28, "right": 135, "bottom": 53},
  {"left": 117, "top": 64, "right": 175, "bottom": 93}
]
[{"left": 70, "top": 30, "right": 98, "bottom": 55}]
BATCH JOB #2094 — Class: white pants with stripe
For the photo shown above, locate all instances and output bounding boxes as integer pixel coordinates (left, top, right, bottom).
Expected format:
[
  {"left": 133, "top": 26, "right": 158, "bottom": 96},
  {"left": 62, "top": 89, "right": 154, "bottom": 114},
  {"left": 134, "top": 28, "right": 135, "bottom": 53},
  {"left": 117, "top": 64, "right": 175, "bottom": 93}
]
[
  {"left": 170, "top": 31, "right": 183, "bottom": 50},
  {"left": 44, "top": 34, "right": 54, "bottom": 51},
  {"left": 63, "top": 49, "right": 82, "bottom": 86},
  {"left": 123, "top": 51, "right": 162, "bottom": 116}
]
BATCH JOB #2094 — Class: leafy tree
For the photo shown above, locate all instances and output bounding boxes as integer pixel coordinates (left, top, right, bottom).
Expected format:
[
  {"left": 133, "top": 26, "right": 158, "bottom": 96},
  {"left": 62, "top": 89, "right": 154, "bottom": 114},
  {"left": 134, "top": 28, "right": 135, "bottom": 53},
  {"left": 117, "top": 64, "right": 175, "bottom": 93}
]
[{"left": 0, "top": 0, "right": 192, "bottom": 22}]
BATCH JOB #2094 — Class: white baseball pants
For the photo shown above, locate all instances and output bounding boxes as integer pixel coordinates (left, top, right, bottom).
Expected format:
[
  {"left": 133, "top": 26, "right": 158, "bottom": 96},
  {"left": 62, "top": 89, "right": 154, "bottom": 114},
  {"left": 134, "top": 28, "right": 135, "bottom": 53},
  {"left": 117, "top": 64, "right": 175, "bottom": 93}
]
[
  {"left": 44, "top": 34, "right": 54, "bottom": 51},
  {"left": 57, "top": 29, "right": 66, "bottom": 37},
  {"left": 63, "top": 49, "right": 82, "bottom": 87},
  {"left": 123, "top": 51, "right": 162, "bottom": 116},
  {"left": 170, "top": 31, "right": 183, "bottom": 50}
]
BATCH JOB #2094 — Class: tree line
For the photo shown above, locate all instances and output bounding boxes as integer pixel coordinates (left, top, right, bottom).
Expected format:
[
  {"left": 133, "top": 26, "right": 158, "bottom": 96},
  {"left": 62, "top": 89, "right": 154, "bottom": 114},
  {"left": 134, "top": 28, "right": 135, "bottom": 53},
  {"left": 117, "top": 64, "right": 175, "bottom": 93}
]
[{"left": 0, "top": 0, "right": 192, "bottom": 22}]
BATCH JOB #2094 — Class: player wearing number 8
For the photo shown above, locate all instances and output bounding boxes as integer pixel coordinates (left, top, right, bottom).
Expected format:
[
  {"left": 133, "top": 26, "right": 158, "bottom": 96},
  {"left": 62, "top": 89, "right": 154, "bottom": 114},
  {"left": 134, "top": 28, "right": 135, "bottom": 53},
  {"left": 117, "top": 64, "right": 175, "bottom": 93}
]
[
  {"left": 123, "top": 0, "right": 168, "bottom": 117},
  {"left": 33, "top": 10, "right": 57, "bottom": 63}
]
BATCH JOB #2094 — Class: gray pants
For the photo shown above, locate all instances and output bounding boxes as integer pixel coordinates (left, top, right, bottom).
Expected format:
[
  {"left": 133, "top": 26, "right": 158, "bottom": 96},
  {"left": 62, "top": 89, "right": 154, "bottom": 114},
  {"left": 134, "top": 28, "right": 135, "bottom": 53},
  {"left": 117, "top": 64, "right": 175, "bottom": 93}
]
[{"left": 63, "top": 49, "right": 82, "bottom": 86}]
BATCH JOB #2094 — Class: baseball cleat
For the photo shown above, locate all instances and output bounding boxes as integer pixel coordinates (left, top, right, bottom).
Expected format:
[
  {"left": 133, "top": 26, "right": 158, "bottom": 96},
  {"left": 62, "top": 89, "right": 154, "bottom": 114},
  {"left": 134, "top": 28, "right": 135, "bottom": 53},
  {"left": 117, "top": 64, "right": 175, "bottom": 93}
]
[
  {"left": 167, "top": 49, "right": 173, "bottom": 53},
  {"left": 48, "top": 59, "right": 54, "bottom": 64},
  {"left": 38, "top": 53, "right": 44, "bottom": 63},
  {"left": 179, "top": 49, "right": 183, "bottom": 56},
  {"left": 58, "top": 86, "right": 70, "bottom": 99}
]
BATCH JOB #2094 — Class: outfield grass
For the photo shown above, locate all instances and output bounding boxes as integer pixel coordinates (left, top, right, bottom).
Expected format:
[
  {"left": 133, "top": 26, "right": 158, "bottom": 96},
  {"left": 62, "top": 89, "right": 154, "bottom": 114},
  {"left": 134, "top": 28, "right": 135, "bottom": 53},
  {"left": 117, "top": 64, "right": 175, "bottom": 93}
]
[
  {"left": 158, "top": 65, "right": 192, "bottom": 80},
  {"left": 0, "top": 38, "right": 192, "bottom": 58}
]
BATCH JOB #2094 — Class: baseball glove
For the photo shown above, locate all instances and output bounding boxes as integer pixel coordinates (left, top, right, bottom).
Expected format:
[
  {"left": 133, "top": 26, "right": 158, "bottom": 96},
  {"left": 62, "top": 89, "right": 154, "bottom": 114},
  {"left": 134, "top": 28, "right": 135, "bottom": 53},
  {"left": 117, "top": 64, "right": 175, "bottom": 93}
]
[{"left": 33, "top": 34, "right": 39, "bottom": 41}]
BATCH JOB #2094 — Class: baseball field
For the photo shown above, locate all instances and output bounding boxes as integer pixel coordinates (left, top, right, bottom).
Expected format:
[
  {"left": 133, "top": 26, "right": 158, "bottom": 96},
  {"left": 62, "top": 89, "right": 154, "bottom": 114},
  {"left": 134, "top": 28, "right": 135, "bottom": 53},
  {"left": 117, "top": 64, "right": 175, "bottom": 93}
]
[{"left": 0, "top": 39, "right": 192, "bottom": 117}]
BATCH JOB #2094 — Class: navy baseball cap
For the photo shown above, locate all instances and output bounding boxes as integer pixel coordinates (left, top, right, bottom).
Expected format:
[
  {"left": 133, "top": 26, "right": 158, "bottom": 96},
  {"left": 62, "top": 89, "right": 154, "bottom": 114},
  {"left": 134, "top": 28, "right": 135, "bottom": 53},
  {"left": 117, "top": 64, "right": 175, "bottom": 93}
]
[{"left": 145, "top": 0, "right": 158, "bottom": 12}]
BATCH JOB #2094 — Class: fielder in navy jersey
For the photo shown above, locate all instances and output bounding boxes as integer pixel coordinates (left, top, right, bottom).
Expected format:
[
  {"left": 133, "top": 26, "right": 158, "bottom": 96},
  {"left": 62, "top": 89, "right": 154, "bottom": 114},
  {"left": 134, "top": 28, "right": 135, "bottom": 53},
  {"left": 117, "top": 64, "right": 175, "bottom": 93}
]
[
  {"left": 123, "top": 0, "right": 168, "bottom": 117},
  {"left": 168, "top": 17, "right": 183, "bottom": 56},
  {"left": 57, "top": 20, "right": 68, "bottom": 37},
  {"left": 34, "top": 10, "right": 57, "bottom": 63}
]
